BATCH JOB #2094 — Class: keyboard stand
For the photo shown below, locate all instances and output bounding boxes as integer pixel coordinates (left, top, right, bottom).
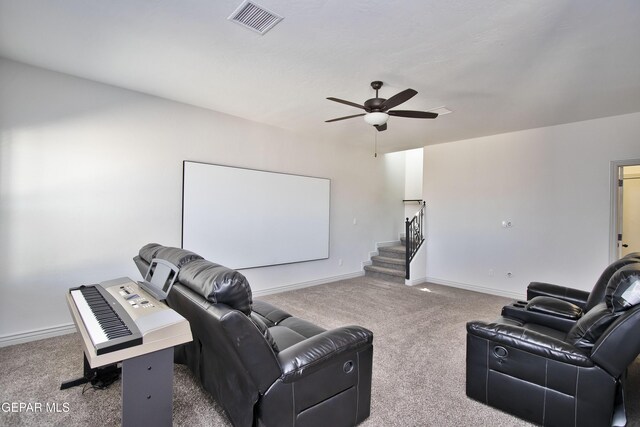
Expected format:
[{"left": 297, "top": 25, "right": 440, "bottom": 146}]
[
  {"left": 60, "top": 353, "right": 121, "bottom": 391},
  {"left": 60, "top": 354, "right": 95, "bottom": 390},
  {"left": 61, "top": 349, "right": 173, "bottom": 426},
  {"left": 121, "top": 347, "right": 173, "bottom": 426}
]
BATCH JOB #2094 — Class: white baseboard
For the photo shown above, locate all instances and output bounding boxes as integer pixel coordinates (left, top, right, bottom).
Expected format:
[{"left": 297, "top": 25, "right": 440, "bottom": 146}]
[
  {"left": 425, "top": 277, "right": 525, "bottom": 300},
  {"left": 0, "top": 323, "right": 76, "bottom": 348},
  {"left": 252, "top": 271, "right": 365, "bottom": 297},
  {"left": 405, "top": 276, "right": 427, "bottom": 286}
]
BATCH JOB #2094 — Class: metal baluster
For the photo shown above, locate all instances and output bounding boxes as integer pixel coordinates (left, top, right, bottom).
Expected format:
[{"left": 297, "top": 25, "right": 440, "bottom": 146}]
[
  {"left": 405, "top": 217, "right": 410, "bottom": 280},
  {"left": 406, "top": 201, "right": 427, "bottom": 280}
]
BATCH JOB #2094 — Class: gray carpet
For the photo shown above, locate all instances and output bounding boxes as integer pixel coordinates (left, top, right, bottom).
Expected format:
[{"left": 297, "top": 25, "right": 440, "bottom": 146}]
[{"left": 1, "top": 276, "right": 639, "bottom": 426}]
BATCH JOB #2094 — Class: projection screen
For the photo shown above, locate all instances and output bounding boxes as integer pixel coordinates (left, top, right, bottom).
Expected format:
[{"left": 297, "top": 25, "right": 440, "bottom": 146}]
[{"left": 182, "top": 161, "right": 330, "bottom": 269}]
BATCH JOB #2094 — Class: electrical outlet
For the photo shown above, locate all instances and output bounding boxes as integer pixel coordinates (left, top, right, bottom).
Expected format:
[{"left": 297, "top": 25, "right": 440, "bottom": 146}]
[
  {"left": 338, "top": 258, "right": 343, "bottom": 266},
  {"left": 489, "top": 269, "right": 494, "bottom": 277}
]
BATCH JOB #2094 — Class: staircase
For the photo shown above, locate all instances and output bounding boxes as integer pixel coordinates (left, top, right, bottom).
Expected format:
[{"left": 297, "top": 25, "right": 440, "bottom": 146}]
[
  {"left": 364, "top": 201, "right": 426, "bottom": 284},
  {"left": 363, "top": 240, "right": 406, "bottom": 284}
]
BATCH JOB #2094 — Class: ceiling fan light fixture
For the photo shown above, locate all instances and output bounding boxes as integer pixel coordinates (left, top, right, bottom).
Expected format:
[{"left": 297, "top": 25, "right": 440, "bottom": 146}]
[{"left": 364, "top": 112, "right": 389, "bottom": 126}]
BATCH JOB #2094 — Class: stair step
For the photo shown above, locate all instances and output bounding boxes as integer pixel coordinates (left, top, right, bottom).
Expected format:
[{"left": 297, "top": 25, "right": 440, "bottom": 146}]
[
  {"left": 364, "top": 265, "right": 405, "bottom": 284},
  {"left": 377, "top": 245, "right": 406, "bottom": 260},
  {"left": 364, "top": 265, "right": 405, "bottom": 278},
  {"left": 371, "top": 255, "right": 405, "bottom": 271},
  {"left": 380, "top": 245, "right": 405, "bottom": 253},
  {"left": 372, "top": 255, "right": 404, "bottom": 265}
]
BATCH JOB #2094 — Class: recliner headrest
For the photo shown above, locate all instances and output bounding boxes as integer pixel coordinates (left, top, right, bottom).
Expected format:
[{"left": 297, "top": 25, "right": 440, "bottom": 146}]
[
  {"left": 606, "top": 263, "right": 640, "bottom": 313},
  {"left": 584, "top": 257, "right": 640, "bottom": 311},
  {"left": 139, "top": 243, "right": 163, "bottom": 264},
  {"left": 178, "top": 259, "right": 253, "bottom": 315},
  {"left": 155, "top": 246, "right": 203, "bottom": 268},
  {"left": 138, "top": 243, "right": 203, "bottom": 269}
]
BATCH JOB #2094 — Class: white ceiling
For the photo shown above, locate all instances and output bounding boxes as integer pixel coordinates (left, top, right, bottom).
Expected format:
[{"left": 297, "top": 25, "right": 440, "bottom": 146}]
[{"left": 1, "top": 0, "right": 639, "bottom": 153}]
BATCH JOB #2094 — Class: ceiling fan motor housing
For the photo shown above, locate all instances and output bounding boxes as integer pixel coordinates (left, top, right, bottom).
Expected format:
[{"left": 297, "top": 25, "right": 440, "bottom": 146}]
[{"left": 364, "top": 98, "right": 386, "bottom": 112}]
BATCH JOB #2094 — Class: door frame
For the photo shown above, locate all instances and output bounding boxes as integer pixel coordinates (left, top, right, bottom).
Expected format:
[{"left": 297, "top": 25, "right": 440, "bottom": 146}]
[{"left": 609, "top": 158, "right": 640, "bottom": 262}]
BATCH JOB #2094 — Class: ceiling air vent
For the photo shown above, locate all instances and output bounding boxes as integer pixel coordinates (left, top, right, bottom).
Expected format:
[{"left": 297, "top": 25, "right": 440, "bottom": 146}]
[
  {"left": 228, "top": 1, "right": 283, "bottom": 35},
  {"left": 428, "top": 106, "right": 453, "bottom": 115}
]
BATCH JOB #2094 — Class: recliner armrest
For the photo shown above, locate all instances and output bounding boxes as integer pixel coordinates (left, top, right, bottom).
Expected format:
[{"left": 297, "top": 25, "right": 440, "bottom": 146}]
[
  {"left": 527, "top": 282, "right": 590, "bottom": 308},
  {"left": 501, "top": 303, "right": 576, "bottom": 332},
  {"left": 526, "top": 296, "right": 583, "bottom": 320},
  {"left": 277, "top": 326, "right": 373, "bottom": 382},
  {"left": 467, "top": 321, "right": 593, "bottom": 367}
]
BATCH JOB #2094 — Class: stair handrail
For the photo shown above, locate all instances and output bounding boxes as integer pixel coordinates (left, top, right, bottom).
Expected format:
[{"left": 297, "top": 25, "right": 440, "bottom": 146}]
[{"left": 405, "top": 201, "right": 426, "bottom": 280}]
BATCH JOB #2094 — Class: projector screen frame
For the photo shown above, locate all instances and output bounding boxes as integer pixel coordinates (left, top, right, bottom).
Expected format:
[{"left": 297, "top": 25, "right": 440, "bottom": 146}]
[{"left": 181, "top": 160, "right": 331, "bottom": 270}]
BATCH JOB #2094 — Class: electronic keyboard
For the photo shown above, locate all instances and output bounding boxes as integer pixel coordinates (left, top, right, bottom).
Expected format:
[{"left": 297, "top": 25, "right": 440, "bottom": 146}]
[{"left": 67, "top": 277, "right": 192, "bottom": 368}]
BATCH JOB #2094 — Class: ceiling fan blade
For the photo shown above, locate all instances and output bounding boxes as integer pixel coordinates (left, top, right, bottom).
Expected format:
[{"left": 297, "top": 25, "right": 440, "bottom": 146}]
[
  {"left": 325, "top": 113, "right": 366, "bottom": 123},
  {"left": 326, "top": 97, "right": 366, "bottom": 110},
  {"left": 381, "top": 89, "right": 417, "bottom": 110},
  {"left": 388, "top": 110, "right": 438, "bottom": 119},
  {"left": 374, "top": 123, "right": 387, "bottom": 132}
]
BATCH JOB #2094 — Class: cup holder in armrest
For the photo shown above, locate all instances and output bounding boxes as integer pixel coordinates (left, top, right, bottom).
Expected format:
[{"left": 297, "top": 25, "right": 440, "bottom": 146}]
[{"left": 500, "top": 302, "right": 529, "bottom": 322}]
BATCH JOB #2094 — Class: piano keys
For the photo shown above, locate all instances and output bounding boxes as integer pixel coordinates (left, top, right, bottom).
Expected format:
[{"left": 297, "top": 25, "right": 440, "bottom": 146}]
[{"left": 69, "top": 285, "right": 142, "bottom": 355}]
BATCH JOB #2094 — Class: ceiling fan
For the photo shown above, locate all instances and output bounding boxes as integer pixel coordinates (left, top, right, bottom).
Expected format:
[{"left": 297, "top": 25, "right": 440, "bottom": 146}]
[{"left": 325, "top": 81, "right": 438, "bottom": 131}]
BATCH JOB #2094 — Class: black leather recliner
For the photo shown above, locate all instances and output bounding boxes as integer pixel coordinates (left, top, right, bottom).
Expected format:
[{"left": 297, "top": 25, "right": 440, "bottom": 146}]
[
  {"left": 501, "top": 253, "right": 640, "bottom": 332},
  {"left": 466, "top": 262, "right": 640, "bottom": 426},
  {"left": 134, "top": 243, "right": 373, "bottom": 427},
  {"left": 527, "top": 252, "right": 640, "bottom": 320}
]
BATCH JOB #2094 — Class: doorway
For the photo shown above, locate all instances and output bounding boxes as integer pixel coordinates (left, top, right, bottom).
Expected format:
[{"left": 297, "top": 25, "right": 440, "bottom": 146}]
[{"left": 610, "top": 159, "right": 640, "bottom": 261}]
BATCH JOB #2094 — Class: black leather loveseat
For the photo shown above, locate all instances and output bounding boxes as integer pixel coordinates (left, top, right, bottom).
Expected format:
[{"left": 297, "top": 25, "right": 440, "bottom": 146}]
[{"left": 134, "top": 243, "right": 373, "bottom": 427}]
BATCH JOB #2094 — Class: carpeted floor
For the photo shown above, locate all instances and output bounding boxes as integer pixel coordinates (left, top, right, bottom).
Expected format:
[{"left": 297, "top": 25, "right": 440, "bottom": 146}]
[{"left": 1, "top": 276, "right": 640, "bottom": 426}]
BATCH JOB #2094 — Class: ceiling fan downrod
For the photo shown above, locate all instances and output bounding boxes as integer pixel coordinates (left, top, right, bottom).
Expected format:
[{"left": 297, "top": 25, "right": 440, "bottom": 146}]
[{"left": 371, "top": 81, "right": 383, "bottom": 99}]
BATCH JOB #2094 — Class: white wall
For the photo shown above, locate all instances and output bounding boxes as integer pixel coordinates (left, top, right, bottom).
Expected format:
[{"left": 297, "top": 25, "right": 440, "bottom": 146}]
[
  {"left": 0, "top": 58, "right": 405, "bottom": 341},
  {"left": 404, "top": 148, "right": 423, "bottom": 199},
  {"left": 403, "top": 148, "right": 424, "bottom": 222},
  {"left": 423, "top": 112, "right": 640, "bottom": 298}
]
